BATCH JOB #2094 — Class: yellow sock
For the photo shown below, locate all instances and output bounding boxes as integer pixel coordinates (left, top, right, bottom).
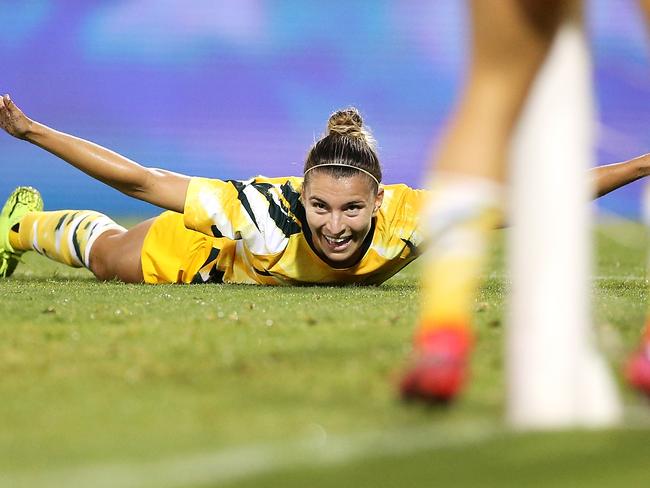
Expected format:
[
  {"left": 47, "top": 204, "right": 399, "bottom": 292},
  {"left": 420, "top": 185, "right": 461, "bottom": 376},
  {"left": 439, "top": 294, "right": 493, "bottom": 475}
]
[
  {"left": 14, "top": 210, "right": 125, "bottom": 268},
  {"left": 418, "top": 176, "right": 503, "bottom": 336}
]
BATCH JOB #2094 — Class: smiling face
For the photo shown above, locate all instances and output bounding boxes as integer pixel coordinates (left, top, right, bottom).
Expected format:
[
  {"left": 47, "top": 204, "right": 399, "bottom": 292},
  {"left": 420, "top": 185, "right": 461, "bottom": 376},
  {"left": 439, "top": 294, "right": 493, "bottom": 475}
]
[{"left": 302, "top": 171, "right": 384, "bottom": 268}]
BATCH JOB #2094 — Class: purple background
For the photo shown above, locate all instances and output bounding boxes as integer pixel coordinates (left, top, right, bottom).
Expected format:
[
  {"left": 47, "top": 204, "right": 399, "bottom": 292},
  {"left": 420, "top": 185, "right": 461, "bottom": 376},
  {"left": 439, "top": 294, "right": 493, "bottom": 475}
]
[{"left": 1, "top": 0, "right": 648, "bottom": 217}]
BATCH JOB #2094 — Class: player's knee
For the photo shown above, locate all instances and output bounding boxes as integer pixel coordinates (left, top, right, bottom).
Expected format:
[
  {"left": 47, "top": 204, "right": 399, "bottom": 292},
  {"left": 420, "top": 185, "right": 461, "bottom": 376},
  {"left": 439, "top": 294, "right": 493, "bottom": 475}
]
[
  {"left": 88, "top": 231, "right": 122, "bottom": 281},
  {"left": 89, "top": 249, "right": 118, "bottom": 281},
  {"left": 89, "top": 230, "right": 145, "bottom": 283},
  {"left": 91, "top": 263, "right": 114, "bottom": 281}
]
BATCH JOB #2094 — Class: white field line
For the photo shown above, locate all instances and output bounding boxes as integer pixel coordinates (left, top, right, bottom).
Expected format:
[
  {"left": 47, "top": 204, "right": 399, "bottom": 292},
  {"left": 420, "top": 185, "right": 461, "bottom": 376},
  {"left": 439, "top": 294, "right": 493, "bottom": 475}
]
[{"left": 1, "top": 420, "right": 501, "bottom": 488}]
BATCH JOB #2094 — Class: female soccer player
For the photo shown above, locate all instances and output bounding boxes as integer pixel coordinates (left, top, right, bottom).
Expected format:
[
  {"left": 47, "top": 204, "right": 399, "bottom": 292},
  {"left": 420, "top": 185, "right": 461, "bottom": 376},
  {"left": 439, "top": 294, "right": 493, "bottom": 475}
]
[
  {"left": 0, "top": 96, "right": 425, "bottom": 286},
  {"left": 1, "top": 94, "right": 647, "bottom": 393}
]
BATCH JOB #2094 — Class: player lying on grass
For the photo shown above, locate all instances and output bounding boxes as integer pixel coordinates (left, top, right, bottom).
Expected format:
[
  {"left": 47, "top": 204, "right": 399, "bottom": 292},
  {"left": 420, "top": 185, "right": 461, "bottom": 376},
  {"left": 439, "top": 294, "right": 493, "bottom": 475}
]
[
  {"left": 1, "top": 94, "right": 648, "bottom": 389},
  {"left": 0, "top": 97, "right": 424, "bottom": 285},
  {"left": 1, "top": 94, "right": 646, "bottom": 286}
]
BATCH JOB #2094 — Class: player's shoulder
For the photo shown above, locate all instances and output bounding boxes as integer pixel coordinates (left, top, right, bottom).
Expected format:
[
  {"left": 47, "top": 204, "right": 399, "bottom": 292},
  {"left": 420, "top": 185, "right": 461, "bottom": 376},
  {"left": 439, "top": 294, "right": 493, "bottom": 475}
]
[
  {"left": 382, "top": 181, "right": 425, "bottom": 192},
  {"left": 380, "top": 183, "right": 427, "bottom": 213},
  {"left": 375, "top": 182, "right": 426, "bottom": 238}
]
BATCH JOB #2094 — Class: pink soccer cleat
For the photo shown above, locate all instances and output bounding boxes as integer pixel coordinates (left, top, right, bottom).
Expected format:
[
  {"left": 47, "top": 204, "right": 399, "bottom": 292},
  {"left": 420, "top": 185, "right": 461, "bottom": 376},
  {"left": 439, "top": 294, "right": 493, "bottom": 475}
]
[
  {"left": 625, "top": 340, "right": 650, "bottom": 397},
  {"left": 400, "top": 325, "right": 473, "bottom": 403}
]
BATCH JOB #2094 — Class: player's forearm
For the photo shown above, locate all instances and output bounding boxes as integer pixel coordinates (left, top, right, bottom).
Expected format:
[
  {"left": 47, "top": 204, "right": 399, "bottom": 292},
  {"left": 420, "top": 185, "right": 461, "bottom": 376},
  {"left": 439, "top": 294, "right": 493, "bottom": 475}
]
[
  {"left": 25, "top": 121, "right": 149, "bottom": 194},
  {"left": 592, "top": 153, "right": 650, "bottom": 198},
  {"left": 24, "top": 121, "right": 188, "bottom": 212}
]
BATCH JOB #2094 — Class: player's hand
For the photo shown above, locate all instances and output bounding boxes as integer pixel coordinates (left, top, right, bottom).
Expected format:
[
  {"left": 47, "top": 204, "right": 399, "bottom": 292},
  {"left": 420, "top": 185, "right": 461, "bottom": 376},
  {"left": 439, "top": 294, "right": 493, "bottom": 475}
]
[{"left": 0, "top": 94, "right": 33, "bottom": 140}]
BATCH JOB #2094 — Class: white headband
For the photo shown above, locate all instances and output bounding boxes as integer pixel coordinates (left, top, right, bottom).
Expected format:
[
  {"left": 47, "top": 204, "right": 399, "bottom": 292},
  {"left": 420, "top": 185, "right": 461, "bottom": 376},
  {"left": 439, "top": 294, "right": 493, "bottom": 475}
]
[{"left": 304, "top": 163, "right": 380, "bottom": 187}]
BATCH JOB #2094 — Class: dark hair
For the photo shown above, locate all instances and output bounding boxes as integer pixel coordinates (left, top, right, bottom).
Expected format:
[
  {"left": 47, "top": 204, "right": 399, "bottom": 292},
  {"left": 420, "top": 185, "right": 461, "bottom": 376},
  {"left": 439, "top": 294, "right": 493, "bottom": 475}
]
[{"left": 303, "top": 108, "right": 382, "bottom": 192}]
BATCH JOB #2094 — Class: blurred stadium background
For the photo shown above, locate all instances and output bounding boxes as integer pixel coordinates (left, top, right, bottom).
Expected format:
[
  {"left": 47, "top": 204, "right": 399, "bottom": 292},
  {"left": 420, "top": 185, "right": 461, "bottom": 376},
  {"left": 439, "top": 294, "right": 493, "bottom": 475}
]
[{"left": 1, "top": 0, "right": 648, "bottom": 217}]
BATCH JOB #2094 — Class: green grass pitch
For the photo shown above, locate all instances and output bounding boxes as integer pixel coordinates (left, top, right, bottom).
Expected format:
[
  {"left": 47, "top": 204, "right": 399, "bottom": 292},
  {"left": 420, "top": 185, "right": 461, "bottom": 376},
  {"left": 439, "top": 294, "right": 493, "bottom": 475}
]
[{"left": 1, "top": 221, "right": 650, "bottom": 487}]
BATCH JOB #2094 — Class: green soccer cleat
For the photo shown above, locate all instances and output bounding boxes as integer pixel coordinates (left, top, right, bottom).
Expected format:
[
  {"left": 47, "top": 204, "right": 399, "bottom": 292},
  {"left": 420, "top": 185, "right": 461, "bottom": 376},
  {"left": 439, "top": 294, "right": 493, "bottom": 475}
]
[{"left": 0, "top": 186, "right": 43, "bottom": 278}]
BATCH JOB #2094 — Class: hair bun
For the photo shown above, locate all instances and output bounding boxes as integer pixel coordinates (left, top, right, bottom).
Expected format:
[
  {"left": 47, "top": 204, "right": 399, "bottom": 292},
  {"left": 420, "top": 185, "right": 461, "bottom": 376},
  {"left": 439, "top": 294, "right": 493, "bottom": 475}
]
[
  {"left": 326, "top": 107, "right": 376, "bottom": 149},
  {"left": 327, "top": 108, "right": 364, "bottom": 138}
]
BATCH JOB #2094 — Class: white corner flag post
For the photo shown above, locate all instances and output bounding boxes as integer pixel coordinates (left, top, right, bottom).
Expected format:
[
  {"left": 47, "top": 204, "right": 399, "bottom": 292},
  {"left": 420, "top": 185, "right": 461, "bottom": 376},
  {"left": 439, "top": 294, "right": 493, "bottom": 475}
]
[{"left": 507, "top": 6, "right": 622, "bottom": 429}]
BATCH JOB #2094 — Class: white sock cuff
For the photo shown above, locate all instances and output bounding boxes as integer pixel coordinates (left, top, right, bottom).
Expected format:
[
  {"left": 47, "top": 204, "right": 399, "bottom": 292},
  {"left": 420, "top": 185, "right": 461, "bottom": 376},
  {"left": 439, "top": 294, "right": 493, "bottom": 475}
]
[
  {"left": 428, "top": 173, "right": 504, "bottom": 203},
  {"left": 424, "top": 174, "right": 505, "bottom": 236}
]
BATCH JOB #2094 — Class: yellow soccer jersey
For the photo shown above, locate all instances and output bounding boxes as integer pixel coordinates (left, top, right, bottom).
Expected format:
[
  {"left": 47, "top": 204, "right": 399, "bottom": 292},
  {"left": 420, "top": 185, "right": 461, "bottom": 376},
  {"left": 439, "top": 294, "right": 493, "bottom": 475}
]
[{"left": 183, "top": 176, "right": 427, "bottom": 285}]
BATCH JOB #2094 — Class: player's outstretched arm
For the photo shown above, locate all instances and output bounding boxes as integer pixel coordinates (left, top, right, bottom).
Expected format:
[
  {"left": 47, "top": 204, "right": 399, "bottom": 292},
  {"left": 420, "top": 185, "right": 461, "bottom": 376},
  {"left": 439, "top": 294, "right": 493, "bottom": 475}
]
[
  {"left": 0, "top": 94, "right": 188, "bottom": 213},
  {"left": 592, "top": 153, "right": 650, "bottom": 198}
]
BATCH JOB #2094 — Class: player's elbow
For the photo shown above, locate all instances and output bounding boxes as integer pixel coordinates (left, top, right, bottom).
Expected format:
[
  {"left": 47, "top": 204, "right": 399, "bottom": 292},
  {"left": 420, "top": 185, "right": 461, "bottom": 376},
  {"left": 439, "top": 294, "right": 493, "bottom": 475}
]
[
  {"left": 122, "top": 167, "right": 159, "bottom": 200},
  {"left": 128, "top": 168, "right": 188, "bottom": 213}
]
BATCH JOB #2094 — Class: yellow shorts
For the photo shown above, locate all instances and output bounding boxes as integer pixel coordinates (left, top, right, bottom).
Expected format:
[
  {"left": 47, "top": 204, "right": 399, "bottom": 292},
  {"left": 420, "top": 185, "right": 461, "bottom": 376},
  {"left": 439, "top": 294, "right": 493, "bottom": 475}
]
[{"left": 140, "top": 211, "right": 233, "bottom": 284}]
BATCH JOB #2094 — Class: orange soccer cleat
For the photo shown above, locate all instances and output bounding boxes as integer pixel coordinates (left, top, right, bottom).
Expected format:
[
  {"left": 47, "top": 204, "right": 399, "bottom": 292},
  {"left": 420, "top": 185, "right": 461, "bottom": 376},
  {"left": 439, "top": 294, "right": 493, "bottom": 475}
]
[
  {"left": 625, "top": 339, "right": 650, "bottom": 397},
  {"left": 400, "top": 326, "right": 473, "bottom": 403}
]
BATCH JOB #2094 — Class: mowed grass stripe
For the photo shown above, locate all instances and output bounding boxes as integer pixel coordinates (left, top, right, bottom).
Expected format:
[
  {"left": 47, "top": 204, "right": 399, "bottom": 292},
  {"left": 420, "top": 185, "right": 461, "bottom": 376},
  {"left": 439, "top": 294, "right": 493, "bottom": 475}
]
[
  {"left": 5, "top": 423, "right": 650, "bottom": 488},
  {"left": 1, "top": 420, "right": 499, "bottom": 488}
]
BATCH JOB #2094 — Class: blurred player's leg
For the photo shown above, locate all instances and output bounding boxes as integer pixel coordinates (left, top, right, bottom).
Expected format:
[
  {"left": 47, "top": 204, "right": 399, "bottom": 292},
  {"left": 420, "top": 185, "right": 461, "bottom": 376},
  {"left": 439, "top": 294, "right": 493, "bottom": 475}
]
[
  {"left": 623, "top": 0, "right": 650, "bottom": 398},
  {"left": 625, "top": 247, "right": 650, "bottom": 395},
  {"left": 625, "top": 322, "right": 650, "bottom": 396},
  {"left": 626, "top": 232, "right": 650, "bottom": 394},
  {"left": 401, "top": 0, "right": 567, "bottom": 402}
]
